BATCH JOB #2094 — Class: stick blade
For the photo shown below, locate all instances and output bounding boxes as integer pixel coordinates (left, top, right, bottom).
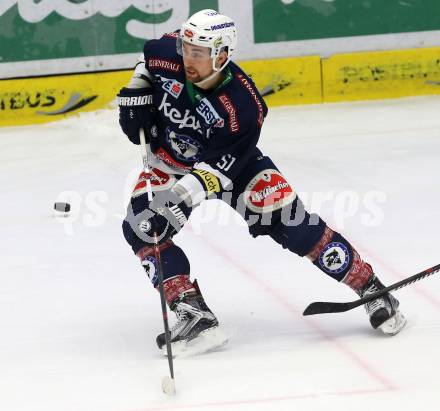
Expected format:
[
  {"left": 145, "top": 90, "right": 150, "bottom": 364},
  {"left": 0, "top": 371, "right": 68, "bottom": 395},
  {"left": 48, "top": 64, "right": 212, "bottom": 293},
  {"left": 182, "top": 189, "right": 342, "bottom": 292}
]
[
  {"left": 162, "top": 376, "right": 176, "bottom": 396},
  {"left": 303, "top": 301, "right": 354, "bottom": 316},
  {"left": 303, "top": 264, "right": 440, "bottom": 316}
]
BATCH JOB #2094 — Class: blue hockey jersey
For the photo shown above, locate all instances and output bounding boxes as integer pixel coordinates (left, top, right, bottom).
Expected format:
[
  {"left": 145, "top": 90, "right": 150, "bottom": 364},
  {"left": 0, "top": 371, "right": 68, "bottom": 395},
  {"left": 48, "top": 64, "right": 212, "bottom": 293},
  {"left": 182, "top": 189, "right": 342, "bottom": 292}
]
[{"left": 143, "top": 31, "right": 268, "bottom": 192}]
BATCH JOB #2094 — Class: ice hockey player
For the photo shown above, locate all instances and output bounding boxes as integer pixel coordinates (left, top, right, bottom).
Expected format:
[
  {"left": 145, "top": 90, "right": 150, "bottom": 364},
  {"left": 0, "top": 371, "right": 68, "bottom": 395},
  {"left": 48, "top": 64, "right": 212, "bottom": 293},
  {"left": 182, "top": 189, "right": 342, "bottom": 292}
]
[{"left": 117, "top": 9, "right": 406, "bottom": 356}]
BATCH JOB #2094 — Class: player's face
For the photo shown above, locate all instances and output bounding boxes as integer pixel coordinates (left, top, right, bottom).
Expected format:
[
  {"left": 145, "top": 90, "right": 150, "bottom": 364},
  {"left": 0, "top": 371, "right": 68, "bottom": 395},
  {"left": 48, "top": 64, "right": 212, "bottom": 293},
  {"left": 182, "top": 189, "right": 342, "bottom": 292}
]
[{"left": 182, "top": 42, "right": 214, "bottom": 83}]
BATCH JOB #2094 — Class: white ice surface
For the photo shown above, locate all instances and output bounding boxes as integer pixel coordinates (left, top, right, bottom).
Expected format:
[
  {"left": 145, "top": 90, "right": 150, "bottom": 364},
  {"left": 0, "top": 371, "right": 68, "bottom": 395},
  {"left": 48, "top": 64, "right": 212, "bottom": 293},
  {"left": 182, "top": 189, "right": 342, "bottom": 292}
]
[{"left": 1, "top": 96, "right": 440, "bottom": 411}]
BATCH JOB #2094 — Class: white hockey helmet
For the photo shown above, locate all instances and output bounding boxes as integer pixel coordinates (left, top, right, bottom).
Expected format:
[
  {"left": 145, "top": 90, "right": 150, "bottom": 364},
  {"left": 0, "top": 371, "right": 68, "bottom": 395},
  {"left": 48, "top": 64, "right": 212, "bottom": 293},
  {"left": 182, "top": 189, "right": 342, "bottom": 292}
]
[{"left": 177, "top": 9, "right": 237, "bottom": 72}]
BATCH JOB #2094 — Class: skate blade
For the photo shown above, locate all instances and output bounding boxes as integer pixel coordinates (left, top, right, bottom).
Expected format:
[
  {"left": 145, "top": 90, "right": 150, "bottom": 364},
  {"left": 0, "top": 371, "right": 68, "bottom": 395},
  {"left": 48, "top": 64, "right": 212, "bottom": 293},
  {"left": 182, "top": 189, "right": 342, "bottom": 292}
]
[
  {"left": 379, "top": 310, "right": 407, "bottom": 336},
  {"left": 162, "top": 326, "right": 228, "bottom": 358}
]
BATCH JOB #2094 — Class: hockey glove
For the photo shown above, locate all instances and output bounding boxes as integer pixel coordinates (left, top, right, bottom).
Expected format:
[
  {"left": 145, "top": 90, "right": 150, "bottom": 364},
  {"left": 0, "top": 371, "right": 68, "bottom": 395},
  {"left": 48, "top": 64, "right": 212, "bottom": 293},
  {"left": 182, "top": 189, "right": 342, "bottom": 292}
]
[
  {"left": 117, "top": 87, "right": 155, "bottom": 145},
  {"left": 133, "top": 190, "right": 191, "bottom": 244}
]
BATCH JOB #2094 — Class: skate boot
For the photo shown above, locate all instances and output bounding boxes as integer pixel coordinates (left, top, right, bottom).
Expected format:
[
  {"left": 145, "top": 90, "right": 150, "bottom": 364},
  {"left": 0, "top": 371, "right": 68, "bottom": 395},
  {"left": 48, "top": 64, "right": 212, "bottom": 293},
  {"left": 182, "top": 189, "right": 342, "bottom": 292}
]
[
  {"left": 157, "top": 280, "right": 228, "bottom": 357},
  {"left": 358, "top": 275, "right": 406, "bottom": 335}
]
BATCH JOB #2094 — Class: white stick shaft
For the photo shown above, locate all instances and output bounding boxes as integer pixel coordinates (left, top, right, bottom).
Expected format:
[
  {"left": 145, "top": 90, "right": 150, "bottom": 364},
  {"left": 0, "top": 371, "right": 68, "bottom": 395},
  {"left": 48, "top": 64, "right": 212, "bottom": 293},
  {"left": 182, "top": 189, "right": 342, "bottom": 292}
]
[
  {"left": 139, "top": 128, "right": 176, "bottom": 388},
  {"left": 139, "top": 129, "right": 154, "bottom": 202}
]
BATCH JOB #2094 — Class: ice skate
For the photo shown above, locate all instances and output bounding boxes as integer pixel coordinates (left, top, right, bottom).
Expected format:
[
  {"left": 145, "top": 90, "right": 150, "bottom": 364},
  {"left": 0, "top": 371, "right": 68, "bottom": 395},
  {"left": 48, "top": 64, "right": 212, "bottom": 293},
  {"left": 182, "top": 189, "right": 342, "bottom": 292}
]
[
  {"left": 358, "top": 275, "right": 407, "bottom": 335},
  {"left": 157, "top": 281, "right": 228, "bottom": 357}
]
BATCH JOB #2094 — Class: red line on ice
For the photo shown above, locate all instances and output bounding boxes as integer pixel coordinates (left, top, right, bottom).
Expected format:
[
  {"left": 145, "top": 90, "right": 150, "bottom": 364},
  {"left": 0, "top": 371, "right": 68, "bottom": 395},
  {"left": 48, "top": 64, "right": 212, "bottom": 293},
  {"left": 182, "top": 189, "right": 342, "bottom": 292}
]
[
  {"left": 135, "top": 387, "right": 391, "bottom": 411},
  {"left": 191, "top": 229, "right": 396, "bottom": 392}
]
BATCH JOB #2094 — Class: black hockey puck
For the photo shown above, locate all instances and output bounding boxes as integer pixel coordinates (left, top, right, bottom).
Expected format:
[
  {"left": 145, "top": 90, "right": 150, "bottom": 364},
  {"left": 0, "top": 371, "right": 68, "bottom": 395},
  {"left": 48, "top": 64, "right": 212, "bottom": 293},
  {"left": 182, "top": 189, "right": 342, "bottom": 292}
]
[{"left": 54, "top": 202, "right": 71, "bottom": 213}]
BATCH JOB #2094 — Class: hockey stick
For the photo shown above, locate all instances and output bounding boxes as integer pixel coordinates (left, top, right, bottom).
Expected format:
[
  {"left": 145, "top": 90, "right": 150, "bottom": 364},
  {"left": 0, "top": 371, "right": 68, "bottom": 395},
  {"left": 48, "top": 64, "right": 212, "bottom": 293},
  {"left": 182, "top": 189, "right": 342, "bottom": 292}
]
[
  {"left": 139, "top": 129, "right": 176, "bottom": 396},
  {"left": 303, "top": 263, "right": 440, "bottom": 316}
]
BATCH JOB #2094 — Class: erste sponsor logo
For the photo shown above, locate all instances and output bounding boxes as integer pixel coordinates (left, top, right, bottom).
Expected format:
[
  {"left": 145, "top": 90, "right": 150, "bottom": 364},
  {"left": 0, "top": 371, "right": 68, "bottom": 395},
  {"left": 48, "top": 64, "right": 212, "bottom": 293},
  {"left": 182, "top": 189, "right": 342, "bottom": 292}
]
[{"left": 196, "top": 98, "right": 224, "bottom": 127}]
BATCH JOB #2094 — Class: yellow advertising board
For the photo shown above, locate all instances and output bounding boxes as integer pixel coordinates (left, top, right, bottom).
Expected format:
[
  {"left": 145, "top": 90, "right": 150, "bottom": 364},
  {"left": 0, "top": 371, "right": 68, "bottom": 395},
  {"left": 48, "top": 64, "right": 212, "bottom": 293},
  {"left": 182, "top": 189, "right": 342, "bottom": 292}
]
[
  {"left": 0, "top": 70, "right": 132, "bottom": 127},
  {"left": 0, "top": 57, "right": 322, "bottom": 127},
  {"left": 239, "top": 56, "right": 322, "bottom": 106},
  {"left": 323, "top": 47, "right": 440, "bottom": 102},
  {"left": 3, "top": 47, "right": 440, "bottom": 127}
]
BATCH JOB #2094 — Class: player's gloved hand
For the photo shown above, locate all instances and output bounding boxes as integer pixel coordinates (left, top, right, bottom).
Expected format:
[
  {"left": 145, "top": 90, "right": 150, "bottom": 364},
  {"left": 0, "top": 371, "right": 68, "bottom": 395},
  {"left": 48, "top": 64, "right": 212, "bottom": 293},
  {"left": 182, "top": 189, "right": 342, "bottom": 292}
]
[
  {"left": 117, "top": 87, "right": 155, "bottom": 145},
  {"left": 134, "top": 190, "right": 191, "bottom": 244}
]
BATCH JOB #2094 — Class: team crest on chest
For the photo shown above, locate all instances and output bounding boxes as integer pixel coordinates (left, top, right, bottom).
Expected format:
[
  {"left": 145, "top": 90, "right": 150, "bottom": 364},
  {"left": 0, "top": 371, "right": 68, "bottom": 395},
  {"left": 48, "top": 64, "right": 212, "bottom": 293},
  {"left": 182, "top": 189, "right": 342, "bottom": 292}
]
[{"left": 166, "top": 127, "right": 203, "bottom": 162}]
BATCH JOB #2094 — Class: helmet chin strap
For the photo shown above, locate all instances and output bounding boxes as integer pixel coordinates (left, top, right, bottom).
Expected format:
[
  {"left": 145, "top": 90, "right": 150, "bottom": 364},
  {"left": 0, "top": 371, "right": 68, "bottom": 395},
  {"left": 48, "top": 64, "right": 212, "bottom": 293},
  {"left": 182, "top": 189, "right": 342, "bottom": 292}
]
[
  {"left": 194, "top": 56, "right": 230, "bottom": 88},
  {"left": 194, "top": 70, "right": 221, "bottom": 88}
]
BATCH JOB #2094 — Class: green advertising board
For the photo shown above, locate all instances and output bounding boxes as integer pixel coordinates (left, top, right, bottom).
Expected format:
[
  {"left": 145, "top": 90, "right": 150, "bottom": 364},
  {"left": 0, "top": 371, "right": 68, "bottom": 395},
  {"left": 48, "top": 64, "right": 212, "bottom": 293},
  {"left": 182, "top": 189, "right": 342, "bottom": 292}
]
[
  {"left": 0, "top": 0, "right": 217, "bottom": 63},
  {"left": 253, "top": 0, "right": 440, "bottom": 43},
  {"left": 1, "top": 0, "right": 440, "bottom": 78}
]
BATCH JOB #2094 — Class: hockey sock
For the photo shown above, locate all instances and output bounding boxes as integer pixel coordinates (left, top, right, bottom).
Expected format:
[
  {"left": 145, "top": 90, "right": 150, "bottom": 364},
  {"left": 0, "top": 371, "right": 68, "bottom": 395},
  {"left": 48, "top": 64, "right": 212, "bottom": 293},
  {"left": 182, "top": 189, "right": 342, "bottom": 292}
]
[
  {"left": 162, "top": 275, "right": 196, "bottom": 307},
  {"left": 136, "top": 241, "right": 191, "bottom": 288},
  {"left": 306, "top": 226, "right": 373, "bottom": 291}
]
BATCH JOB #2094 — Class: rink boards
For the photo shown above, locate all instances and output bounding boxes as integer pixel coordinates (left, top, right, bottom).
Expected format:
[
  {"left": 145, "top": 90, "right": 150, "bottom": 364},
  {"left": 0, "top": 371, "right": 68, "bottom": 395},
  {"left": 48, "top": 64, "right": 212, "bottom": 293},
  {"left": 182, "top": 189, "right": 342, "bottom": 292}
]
[
  {"left": 0, "top": 70, "right": 132, "bottom": 127},
  {"left": 1, "top": 46, "right": 440, "bottom": 126},
  {"left": 323, "top": 46, "right": 440, "bottom": 102}
]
